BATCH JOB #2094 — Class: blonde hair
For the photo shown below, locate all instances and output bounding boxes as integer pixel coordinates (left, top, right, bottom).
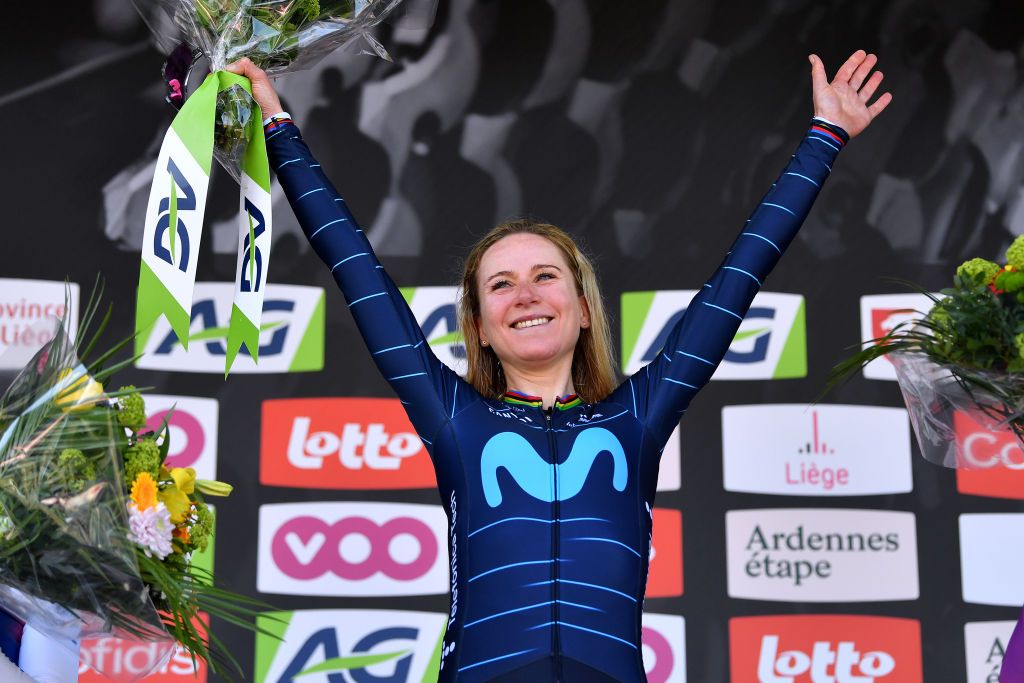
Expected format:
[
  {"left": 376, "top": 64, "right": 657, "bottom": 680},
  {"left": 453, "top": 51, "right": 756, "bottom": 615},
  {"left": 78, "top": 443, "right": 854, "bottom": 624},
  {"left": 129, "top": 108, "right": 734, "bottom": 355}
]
[{"left": 458, "top": 219, "right": 618, "bottom": 403}]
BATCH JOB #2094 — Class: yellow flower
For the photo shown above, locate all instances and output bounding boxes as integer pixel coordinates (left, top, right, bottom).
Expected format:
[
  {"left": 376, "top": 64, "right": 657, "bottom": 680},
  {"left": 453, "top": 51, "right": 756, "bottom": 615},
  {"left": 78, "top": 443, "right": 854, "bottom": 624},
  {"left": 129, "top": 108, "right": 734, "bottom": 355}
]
[
  {"left": 158, "top": 483, "right": 191, "bottom": 524},
  {"left": 54, "top": 369, "right": 104, "bottom": 413},
  {"left": 169, "top": 467, "right": 196, "bottom": 495},
  {"left": 195, "top": 479, "right": 233, "bottom": 497},
  {"left": 130, "top": 472, "right": 158, "bottom": 511}
]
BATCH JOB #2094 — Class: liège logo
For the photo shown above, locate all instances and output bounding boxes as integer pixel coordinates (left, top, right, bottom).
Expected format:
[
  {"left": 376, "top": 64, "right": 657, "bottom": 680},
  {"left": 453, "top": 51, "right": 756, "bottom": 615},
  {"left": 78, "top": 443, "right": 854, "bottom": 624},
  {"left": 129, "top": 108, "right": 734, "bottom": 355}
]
[
  {"left": 955, "top": 411, "right": 1024, "bottom": 499},
  {"left": 257, "top": 502, "right": 449, "bottom": 597},
  {"left": 261, "top": 398, "right": 435, "bottom": 489},
  {"left": 730, "top": 615, "right": 922, "bottom": 682},
  {"left": 0, "top": 279, "right": 80, "bottom": 369}
]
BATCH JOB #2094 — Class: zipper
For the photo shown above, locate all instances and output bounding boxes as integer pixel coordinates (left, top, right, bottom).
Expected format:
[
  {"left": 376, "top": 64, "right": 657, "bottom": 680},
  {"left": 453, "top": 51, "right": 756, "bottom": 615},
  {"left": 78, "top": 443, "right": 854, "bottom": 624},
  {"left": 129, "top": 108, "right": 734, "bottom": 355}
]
[{"left": 545, "top": 407, "right": 562, "bottom": 681}]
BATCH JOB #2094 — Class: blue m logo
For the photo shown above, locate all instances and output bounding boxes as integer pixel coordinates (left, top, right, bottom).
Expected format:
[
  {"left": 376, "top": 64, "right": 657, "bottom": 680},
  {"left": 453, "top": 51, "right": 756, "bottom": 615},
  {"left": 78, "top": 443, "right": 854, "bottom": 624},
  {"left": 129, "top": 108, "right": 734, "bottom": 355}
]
[{"left": 480, "top": 428, "right": 627, "bottom": 507}]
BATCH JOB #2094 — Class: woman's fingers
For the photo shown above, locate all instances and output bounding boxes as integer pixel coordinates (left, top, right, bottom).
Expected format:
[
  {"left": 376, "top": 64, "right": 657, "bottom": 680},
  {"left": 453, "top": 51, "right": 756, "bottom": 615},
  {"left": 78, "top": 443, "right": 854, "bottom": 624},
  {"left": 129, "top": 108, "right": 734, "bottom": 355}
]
[
  {"left": 849, "top": 52, "right": 877, "bottom": 90},
  {"left": 867, "top": 91, "right": 894, "bottom": 119},
  {"left": 832, "top": 49, "right": 867, "bottom": 85},
  {"left": 808, "top": 54, "right": 829, "bottom": 94},
  {"left": 859, "top": 70, "right": 884, "bottom": 102}
]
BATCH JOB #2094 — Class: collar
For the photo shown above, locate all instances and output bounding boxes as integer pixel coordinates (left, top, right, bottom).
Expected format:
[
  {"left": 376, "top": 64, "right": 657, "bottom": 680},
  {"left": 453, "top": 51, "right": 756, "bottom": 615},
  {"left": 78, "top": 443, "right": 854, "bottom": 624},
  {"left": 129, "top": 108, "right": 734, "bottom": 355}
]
[{"left": 500, "top": 389, "right": 582, "bottom": 411}]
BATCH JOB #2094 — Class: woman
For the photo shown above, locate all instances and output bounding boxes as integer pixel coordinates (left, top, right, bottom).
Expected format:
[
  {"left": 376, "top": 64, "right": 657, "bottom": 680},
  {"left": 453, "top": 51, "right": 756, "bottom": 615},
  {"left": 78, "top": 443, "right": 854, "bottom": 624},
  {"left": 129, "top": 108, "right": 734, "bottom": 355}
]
[{"left": 229, "top": 50, "right": 891, "bottom": 682}]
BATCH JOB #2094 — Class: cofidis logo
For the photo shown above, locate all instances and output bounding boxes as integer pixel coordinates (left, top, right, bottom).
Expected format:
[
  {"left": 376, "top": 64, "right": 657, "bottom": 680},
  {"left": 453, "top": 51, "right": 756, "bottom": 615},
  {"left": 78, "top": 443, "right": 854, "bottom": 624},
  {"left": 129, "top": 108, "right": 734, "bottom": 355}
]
[
  {"left": 145, "top": 395, "right": 218, "bottom": 481},
  {"left": 79, "top": 616, "right": 208, "bottom": 682},
  {"left": 400, "top": 286, "right": 465, "bottom": 375},
  {"left": 620, "top": 291, "right": 806, "bottom": 378},
  {"left": 643, "top": 613, "right": 687, "bottom": 683},
  {"left": 261, "top": 398, "right": 435, "bottom": 489},
  {"left": 726, "top": 509, "right": 918, "bottom": 602},
  {"left": 253, "top": 609, "right": 445, "bottom": 683},
  {"left": 722, "top": 405, "right": 912, "bottom": 496},
  {"left": 648, "top": 508, "right": 683, "bottom": 598},
  {"left": 959, "top": 513, "right": 1024, "bottom": 606},
  {"left": 965, "top": 621, "right": 1016, "bottom": 683},
  {"left": 730, "top": 615, "right": 922, "bottom": 682},
  {"left": 0, "top": 279, "right": 79, "bottom": 369},
  {"left": 135, "top": 283, "right": 324, "bottom": 373},
  {"left": 955, "top": 411, "right": 1024, "bottom": 499},
  {"left": 859, "top": 294, "right": 934, "bottom": 381},
  {"left": 257, "top": 502, "right": 448, "bottom": 597}
]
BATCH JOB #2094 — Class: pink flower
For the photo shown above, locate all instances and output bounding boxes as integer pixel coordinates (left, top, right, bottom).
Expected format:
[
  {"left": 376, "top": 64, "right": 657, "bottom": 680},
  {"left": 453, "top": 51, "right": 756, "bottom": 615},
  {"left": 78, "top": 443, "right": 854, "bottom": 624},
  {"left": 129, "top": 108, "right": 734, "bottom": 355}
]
[{"left": 127, "top": 502, "right": 174, "bottom": 559}]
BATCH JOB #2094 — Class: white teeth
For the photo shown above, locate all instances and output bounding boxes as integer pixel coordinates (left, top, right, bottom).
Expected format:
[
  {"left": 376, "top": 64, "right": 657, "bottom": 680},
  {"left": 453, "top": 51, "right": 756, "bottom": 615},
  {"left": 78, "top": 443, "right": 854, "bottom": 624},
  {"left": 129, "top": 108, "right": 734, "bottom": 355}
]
[{"left": 513, "top": 317, "right": 552, "bottom": 329}]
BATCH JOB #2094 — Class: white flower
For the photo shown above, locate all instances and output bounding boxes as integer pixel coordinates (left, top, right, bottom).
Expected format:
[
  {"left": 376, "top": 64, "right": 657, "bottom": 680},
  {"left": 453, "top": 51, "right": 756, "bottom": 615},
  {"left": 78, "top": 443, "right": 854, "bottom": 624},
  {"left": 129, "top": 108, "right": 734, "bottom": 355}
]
[{"left": 127, "top": 502, "right": 174, "bottom": 559}]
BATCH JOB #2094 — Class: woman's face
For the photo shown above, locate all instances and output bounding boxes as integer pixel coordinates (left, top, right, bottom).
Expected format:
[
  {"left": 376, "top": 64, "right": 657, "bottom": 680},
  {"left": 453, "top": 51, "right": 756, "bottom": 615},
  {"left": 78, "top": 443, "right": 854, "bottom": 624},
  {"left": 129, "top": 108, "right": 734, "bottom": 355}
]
[{"left": 475, "top": 233, "right": 590, "bottom": 374}]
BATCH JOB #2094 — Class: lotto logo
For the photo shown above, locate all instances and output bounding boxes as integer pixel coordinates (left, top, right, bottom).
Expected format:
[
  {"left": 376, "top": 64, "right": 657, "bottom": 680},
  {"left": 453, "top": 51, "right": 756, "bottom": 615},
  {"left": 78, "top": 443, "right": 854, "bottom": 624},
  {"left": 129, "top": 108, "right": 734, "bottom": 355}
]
[
  {"left": 955, "top": 411, "right": 1024, "bottom": 500},
  {"left": 647, "top": 508, "right": 683, "bottom": 598},
  {"left": 730, "top": 615, "right": 922, "bottom": 682},
  {"left": 145, "top": 395, "right": 218, "bottom": 481},
  {"left": 257, "top": 502, "right": 448, "bottom": 596},
  {"left": 643, "top": 613, "right": 687, "bottom": 683},
  {"left": 260, "top": 398, "right": 435, "bottom": 489},
  {"left": 253, "top": 609, "right": 446, "bottom": 683}
]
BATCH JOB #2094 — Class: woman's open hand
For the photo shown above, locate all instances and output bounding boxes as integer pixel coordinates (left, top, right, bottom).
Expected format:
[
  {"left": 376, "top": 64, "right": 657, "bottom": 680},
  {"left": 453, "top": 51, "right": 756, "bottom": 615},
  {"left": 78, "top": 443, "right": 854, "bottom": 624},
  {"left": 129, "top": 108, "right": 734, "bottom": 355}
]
[
  {"left": 809, "top": 50, "right": 892, "bottom": 139},
  {"left": 224, "top": 58, "right": 284, "bottom": 119}
]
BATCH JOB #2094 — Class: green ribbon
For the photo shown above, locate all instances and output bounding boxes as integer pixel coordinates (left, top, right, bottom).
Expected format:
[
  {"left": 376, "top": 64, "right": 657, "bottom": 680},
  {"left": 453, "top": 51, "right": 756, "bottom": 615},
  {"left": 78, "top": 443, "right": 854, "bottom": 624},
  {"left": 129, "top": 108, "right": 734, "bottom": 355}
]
[{"left": 135, "top": 71, "right": 272, "bottom": 376}]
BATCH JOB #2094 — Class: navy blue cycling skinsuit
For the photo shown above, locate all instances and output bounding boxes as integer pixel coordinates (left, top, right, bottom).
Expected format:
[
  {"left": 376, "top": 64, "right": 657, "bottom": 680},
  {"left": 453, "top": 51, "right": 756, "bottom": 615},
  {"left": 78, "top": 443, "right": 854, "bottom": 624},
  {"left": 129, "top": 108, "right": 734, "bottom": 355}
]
[{"left": 266, "top": 115, "right": 848, "bottom": 681}]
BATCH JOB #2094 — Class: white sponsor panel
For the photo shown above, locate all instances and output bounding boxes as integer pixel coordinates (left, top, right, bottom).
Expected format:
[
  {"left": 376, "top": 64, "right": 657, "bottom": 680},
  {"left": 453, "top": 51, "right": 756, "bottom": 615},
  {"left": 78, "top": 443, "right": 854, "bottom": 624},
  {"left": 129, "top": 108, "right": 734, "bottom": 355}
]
[
  {"left": 257, "top": 501, "right": 448, "bottom": 597},
  {"left": 145, "top": 395, "right": 218, "bottom": 481},
  {"left": 965, "top": 621, "right": 1016, "bottom": 683},
  {"left": 0, "top": 279, "right": 80, "bottom": 369},
  {"left": 726, "top": 509, "right": 919, "bottom": 602},
  {"left": 136, "top": 282, "right": 323, "bottom": 373},
  {"left": 657, "top": 425, "right": 682, "bottom": 491},
  {"left": 622, "top": 291, "right": 806, "bottom": 379},
  {"left": 643, "top": 613, "right": 686, "bottom": 683},
  {"left": 960, "top": 514, "right": 1024, "bottom": 606},
  {"left": 255, "top": 609, "right": 446, "bottom": 683},
  {"left": 722, "top": 404, "right": 912, "bottom": 496},
  {"left": 400, "top": 286, "right": 466, "bottom": 375},
  {"left": 859, "top": 294, "right": 935, "bottom": 380}
]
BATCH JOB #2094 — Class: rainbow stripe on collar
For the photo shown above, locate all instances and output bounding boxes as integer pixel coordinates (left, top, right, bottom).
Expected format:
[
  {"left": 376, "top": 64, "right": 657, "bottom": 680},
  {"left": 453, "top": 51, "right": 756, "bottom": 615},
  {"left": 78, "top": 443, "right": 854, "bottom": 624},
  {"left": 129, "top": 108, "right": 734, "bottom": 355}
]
[{"left": 501, "top": 390, "right": 582, "bottom": 411}]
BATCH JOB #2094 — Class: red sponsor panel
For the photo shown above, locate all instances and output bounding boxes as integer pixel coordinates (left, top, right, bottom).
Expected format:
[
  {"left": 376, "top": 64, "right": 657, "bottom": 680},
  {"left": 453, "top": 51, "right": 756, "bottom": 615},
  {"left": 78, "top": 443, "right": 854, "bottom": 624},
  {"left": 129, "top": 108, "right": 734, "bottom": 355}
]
[
  {"left": 871, "top": 308, "right": 916, "bottom": 342},
  {"left": 79, "top": 616, "right": 208, "bottom": 682},
  {"left": 730, "top": 615, "right": 922, "bottom": 682},
  {"left": 261, "top": 398, "right": 436, "bottom": 489},
  {"left": 955, "top": 411, "right": 1024, "bottom": 499},
  {"left": 647, "top": 508, "right": 683, "bottom": 598}
]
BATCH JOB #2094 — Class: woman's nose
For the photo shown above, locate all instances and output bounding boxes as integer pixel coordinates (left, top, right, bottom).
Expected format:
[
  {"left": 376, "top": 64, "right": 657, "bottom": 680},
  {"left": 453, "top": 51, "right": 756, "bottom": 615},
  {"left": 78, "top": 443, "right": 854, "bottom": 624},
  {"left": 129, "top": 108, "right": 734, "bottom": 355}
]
[{"left": 515, "top": 281, "right": 540, "bottom": 303}]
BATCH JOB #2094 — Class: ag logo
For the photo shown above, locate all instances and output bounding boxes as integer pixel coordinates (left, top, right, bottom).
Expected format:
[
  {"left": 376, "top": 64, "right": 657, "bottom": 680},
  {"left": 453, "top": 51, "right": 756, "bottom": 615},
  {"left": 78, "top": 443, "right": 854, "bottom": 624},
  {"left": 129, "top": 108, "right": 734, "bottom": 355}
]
[
  {"left": 144, "top": 395, "right": 218, "bottom": 481},
  {"left": 399, "top": 287, "right": 465, "bottom": 375},
  {"left": 257, "top": 502, "right": 448, "bottom": 597},
  {"left": 254, "top": 609, "right": 446, "bottom": 683},
  {"left": 135, "top": 283, "right": 324, "bottom": 373},
  {"left": 153, "top": 158, "right": 195, "bottom": 272},
  {"left": 621, "top": 291, "right": 806, "bottom": 379},
  {"left": 859, "top": 294, "right": 935, "bottom": 381},
  {"left": 642, "top": 614, "right": 686, "bottom": 683}
]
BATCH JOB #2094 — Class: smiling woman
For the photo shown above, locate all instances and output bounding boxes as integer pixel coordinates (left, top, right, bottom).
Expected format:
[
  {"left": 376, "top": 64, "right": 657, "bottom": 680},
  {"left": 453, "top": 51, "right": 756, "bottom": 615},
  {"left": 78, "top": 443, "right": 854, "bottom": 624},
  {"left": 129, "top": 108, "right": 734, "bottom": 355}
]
[{"left": 227, "top": 48, "right": 891, "bottom": 682}]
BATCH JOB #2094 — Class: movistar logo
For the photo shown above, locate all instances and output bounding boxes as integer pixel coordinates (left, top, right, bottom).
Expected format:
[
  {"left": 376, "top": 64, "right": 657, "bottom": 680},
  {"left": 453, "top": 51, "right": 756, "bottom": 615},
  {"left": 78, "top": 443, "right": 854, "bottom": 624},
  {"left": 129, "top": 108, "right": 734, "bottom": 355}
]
[{"left": 481, "top": 428, "right": 627, "bottom": 507}]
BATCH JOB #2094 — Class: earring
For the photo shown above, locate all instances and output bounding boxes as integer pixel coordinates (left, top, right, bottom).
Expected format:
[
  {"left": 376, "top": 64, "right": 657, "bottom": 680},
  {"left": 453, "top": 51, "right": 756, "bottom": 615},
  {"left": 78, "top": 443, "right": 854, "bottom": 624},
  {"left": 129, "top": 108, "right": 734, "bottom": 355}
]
[{"left": 481, "top": 340, "right": 489, "bottom": 346}]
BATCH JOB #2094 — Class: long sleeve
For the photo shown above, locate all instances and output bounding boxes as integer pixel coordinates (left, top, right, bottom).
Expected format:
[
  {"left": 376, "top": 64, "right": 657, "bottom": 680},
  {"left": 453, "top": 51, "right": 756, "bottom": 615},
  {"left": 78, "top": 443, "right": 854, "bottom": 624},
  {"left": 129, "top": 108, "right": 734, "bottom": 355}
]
[
  {"left": 266, "top": 118, "right": 468, "bottom": 449},
  {"left": 609, "top": 119, "right": 848, "bottom": 444}
]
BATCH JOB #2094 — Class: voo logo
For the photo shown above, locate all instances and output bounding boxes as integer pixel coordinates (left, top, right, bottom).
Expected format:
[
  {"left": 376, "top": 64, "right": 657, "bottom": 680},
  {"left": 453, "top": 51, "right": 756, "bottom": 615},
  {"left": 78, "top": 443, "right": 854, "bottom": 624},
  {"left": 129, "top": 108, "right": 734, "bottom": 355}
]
[
  {"left": 271, "top": 515, "right": 437, "bottom": 580},
  {"left": 258, "top": 502, "right": 448, "bottom": 597},
  {"left": 758, "top": 636, "right": 894, "bottom": 682}
]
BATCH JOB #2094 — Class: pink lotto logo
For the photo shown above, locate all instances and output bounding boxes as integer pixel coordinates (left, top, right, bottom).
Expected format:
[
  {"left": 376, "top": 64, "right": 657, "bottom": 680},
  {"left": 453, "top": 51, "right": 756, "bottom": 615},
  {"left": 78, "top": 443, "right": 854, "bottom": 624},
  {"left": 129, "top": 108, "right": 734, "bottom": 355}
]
[
  {"left": 257, "top": 502, "right": 449, "bottom": 597},
  {"left": 270, "top": 515, "right": 438, "bottom": 581},
  {"left": 643, "top": 613, "right": 687, "bottom": 682},
  {"left": 144, "top": 395, "right": 218, "bottom": 480}
]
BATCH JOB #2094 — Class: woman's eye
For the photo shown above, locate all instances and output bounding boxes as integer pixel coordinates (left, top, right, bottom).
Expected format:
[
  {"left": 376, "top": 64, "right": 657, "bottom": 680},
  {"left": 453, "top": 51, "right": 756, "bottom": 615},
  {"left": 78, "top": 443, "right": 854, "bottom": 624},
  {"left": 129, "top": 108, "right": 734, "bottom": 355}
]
[
  {"left": 491, "top": 279, "right": 511, "bottom": 290},
  {"left": 536, "top": 272, "right": 555, "bottom": 281}
]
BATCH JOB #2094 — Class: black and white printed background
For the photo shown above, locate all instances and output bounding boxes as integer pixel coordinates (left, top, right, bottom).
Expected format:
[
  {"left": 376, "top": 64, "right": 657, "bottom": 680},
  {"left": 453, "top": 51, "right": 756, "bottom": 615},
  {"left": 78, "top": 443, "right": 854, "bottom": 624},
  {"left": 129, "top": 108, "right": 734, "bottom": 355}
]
[{"left": 2, "top": 0, "right": 1024, "bottom": 681}]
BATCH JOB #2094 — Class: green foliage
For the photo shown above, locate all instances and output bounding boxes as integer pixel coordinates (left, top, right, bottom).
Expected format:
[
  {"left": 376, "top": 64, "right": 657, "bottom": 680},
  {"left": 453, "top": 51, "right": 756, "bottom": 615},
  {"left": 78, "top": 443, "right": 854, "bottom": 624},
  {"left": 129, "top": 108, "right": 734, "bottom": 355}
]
[
  {"left": 117, "top": 387, "right": 147, "bottom": 430},
  {"left": 125, "top": 437, "right": 161, "bottom": 485},
  {"left": 190, "top": 501, "right": 214, "bottom": 553},
  {"left": 956, "top": 258, "right": 1000, "bottom": 286},
  {"left": 1007, "top": 235, "right": 1024, "bottom": 270},
  {"left": 57, "top": 448, "right": 96, "bottom": 493}
]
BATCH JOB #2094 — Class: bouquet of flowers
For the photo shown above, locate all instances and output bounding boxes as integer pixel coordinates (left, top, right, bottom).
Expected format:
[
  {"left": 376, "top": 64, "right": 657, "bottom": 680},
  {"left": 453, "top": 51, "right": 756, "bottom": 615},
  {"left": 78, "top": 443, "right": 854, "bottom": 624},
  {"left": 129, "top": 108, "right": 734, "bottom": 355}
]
[
  {"left": 829, "top": 236, "right": 1024, "bottom": 467},
  {"left": 0, "top": 285, "right": 267, "bottom": 681},
  {"left": 134, "top": 0, "right": 420, "bottom": 177}
]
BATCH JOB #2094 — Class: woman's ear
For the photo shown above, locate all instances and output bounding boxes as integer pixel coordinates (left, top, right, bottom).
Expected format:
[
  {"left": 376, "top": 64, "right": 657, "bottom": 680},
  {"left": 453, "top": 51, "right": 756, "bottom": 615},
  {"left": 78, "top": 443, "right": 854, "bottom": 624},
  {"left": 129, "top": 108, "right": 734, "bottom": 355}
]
[{"left": 579, "top": 295, "right": 591, "bottom": 329}]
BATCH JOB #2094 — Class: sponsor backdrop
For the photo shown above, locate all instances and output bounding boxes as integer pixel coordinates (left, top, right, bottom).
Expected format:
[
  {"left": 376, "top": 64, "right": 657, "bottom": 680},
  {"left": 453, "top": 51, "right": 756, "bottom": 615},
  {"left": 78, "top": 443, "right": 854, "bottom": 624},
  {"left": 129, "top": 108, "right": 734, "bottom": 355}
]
[{"left": 3, "top": 0, "right": 1024, "bottom": 680}]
